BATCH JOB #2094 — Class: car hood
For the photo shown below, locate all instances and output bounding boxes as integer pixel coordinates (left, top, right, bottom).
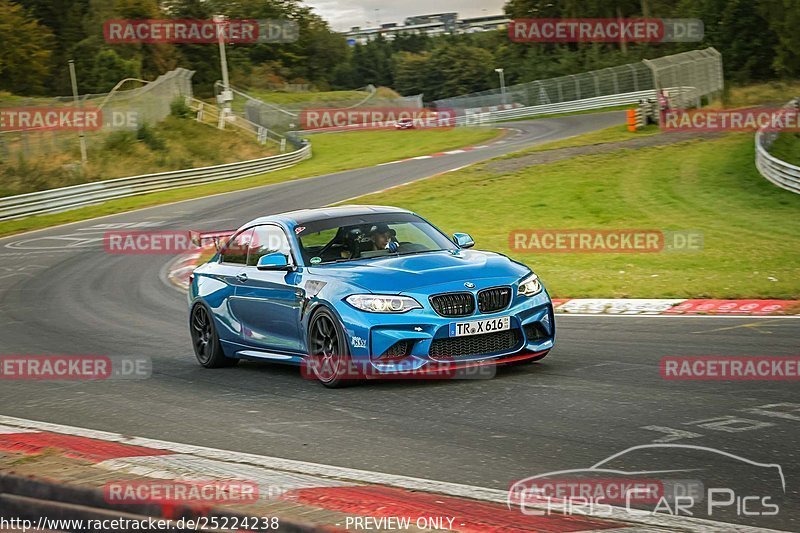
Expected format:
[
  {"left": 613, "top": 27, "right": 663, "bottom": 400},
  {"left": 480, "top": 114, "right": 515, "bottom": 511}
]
[{"left": 306, "top": 249, "right": 530, "bottom": 293}]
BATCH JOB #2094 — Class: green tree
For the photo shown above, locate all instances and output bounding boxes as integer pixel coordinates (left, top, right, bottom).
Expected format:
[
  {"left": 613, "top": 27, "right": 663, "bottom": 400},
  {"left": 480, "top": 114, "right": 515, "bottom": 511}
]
[
  {"left": 0, "top": 0, "right": 55, "bottom": 94},
  {"left": 393, "top": 51, "right": 429, "bottom": 95},
  {"left": 759, "top": 0, "right": 800, "bottom": 77},
  {"left": 424, "top": 43, "right": 494, "bottom": 101},
  {"left": 88, "top": 48, "right": 140, "bottom": 92}
]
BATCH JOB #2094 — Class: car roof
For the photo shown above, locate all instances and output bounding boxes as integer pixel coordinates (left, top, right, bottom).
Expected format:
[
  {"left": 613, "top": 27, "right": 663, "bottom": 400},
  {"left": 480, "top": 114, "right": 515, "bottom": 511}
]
[{"left": 248, "top": 205, "right": 413, "bottom": 227}]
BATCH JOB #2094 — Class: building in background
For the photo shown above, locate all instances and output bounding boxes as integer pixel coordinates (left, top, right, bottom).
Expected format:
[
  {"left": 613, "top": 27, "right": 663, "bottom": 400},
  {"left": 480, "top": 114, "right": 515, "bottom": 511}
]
[{"left": 344, "top": 12, "right": 508, "bottom": 45}]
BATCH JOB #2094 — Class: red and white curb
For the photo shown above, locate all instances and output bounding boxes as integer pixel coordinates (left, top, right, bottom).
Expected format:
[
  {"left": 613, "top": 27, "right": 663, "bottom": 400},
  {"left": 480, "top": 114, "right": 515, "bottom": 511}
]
[
  {"left": 551, "top": 299, "right": 800, "bottom": 316},
  {"left": 0, "top": 416, "right": 787, "bottom": 532},
  {"left": 377, "top": 145, "right": 488, "bottom": 167}
]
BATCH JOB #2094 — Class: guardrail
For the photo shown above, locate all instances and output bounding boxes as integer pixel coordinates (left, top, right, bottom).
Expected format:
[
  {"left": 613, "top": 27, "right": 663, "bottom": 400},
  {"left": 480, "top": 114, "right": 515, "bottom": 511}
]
[
  {"left": 457, "top": 90, "right": 658, "bottom": 125},
  {"left": 755, "top": 98, "right": 800, "bottom": 194},
  {"left": 186, "top": 97, "right": 287, "bottom": 149},
  {"left": 0, "top": 143, "right": 311, "bottom": 221}
]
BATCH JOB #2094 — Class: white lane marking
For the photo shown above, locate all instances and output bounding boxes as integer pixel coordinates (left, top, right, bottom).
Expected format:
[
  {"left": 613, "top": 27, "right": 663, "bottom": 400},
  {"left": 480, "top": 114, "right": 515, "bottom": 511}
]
[
  {"left": 377, "top": 160, "right": 402, "bottom": 166},
  {"left": 474, "top": 145, "right": 490, "bottom": 149},
  {"left": 0, "top": 415, "right": 785, "bottom": 533},
  {"left": 411, "top": 155, "right": 433, "bottom": 160},
  {"left": 444, "top": 150, "right": 465, "bottom": 154},
  {"left": 447, "top": 165, "right": 469, "bottom": 173}
]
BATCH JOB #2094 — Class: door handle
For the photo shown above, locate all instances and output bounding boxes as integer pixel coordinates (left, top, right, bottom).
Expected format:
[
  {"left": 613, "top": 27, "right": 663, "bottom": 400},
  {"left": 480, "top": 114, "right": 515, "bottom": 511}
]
[{"left": 236, "top": 272, "right": 248, "bottom": 282}]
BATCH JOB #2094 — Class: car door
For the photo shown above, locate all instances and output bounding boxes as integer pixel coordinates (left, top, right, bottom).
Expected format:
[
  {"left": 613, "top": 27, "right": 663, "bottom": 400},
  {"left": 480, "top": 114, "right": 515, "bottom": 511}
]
[
  {"left": 231, "top": 224, "right": 304, "bottom": 354},
  {"left": 214, "top": 227, "right": 255, "bottom": 344}
]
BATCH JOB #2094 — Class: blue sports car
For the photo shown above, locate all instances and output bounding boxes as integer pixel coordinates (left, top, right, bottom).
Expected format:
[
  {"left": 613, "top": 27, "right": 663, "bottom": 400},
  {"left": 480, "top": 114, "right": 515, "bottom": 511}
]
[{"left": 188, "top": 205, "right": 555, "bottom": 387}]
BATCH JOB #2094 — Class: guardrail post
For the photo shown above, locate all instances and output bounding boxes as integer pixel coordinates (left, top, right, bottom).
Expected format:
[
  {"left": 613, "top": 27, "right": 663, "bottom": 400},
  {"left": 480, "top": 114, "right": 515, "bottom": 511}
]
[{"left": 280, "top": 138, "right": 287, "bottom": 152}]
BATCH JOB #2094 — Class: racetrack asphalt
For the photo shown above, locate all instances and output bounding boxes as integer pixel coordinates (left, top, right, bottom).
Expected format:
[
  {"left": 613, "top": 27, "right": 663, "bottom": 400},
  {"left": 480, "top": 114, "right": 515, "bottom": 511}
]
[{"left": 0, "top": 111, "right": 797, "bottom": 530}]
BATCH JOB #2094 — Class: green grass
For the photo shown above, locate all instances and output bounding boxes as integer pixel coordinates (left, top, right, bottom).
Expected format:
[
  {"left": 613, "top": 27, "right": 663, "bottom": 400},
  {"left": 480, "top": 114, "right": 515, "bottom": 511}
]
[
  {"left": 345, "top": 131, "right": 800, "bottom": 299},
  {"left": 498, "top": 124, "right": 662, "bottom": 159},
  {"left": 0, "top": 127, "right": 500, "bottom": 238},
  {"left": 768, "top": 131, "right": 800, "bottom": 166},
  {"left": 244, "top": 89, "right": 373, "bottom": 105},
  {"left": 721, "top": 80, "right": 800, "bottom": 107},
  {"left": 0, "top": 116, "right": 277, "bottom": 197}
]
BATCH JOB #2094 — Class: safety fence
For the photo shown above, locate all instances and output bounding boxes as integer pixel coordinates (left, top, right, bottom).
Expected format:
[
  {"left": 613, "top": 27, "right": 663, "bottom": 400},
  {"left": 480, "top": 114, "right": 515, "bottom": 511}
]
[
  {"left": 435, "top": 48, "right": 723, "bottom": 120},
  {"left": 0, "top": 143, "right": 311, "bottom": 221},
  {"left": 458, "top": 90, "right": 657, "bottom": 125},
  {"left": 0, "top": 68, "right": 195, "bottom": 160},
  {"left": 241, "top": 84, "right": 424, "bottom": 133},
  {"left": 755, "top": 99, "right": 800, "bottom": 195},
  {"left": 185, "top": 96, "right": 286, "bottom": 148}
]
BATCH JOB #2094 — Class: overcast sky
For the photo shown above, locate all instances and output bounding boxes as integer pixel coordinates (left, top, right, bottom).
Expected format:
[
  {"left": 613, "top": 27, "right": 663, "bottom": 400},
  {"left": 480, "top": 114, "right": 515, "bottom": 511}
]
[{"left": 304, "top": 0, "right": 508, "bottom": 31}]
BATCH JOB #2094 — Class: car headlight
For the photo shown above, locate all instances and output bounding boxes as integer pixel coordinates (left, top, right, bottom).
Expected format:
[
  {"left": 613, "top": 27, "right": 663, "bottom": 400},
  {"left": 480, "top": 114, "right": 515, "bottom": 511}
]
[
  {"left": 518, "top": 272, "right": 542, "bottom": 297},
  {"left": 345, "top": 294, "right": 422, "bottom": 313}
]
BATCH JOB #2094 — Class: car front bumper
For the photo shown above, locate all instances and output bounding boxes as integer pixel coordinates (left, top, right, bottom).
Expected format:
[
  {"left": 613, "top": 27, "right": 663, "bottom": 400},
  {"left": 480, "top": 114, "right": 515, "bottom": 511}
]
[{"left": 338, "top": 286, "right": 555, "bottom": 376}]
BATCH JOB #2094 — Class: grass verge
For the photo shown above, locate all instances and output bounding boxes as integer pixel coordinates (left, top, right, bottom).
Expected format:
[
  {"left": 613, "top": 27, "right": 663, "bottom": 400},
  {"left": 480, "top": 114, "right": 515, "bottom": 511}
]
[
  {"left": 768, "top": 131, "right": 800, "bottom": 166},
  {"left": 344, "top": 125, "right": 800, "bottom": 299},
  {"left": 0, "top": 127, "right": 500, "bottom": 238}
]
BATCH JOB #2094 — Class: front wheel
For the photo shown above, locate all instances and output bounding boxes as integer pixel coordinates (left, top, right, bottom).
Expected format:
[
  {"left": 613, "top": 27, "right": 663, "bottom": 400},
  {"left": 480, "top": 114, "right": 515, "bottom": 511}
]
[
  {"left": 190, "top": 303, "right": 238, "bottom": 368},
  {"left": 307, "top": 308, "right": 358, "bottom": 388}
]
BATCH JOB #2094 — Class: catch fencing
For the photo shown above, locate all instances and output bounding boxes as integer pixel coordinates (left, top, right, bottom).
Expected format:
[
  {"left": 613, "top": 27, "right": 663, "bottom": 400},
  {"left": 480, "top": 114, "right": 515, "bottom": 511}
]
[
  {"left": 436, "top": 48, "right": 723, "bottom": 120},
  {"left": 239, "top": 84, "right": 424, "bottom": 133},
  {"left": 0, "top": 68, "right": 195, "bottom": 160},
  {"left": 755, "top": 99, "right": 800, "bottom": 194}
]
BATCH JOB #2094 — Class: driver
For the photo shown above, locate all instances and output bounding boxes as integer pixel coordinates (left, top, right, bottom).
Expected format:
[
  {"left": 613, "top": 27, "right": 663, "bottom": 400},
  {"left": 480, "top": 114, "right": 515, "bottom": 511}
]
[{"left": 369, "top": 224, "right": 394, "bottom": 250}]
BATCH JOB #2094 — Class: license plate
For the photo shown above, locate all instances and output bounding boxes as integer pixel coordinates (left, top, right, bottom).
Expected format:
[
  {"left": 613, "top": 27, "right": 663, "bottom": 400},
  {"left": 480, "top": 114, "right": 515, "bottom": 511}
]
[{"left": 449, "top": 316, "right": 511, "bottom": 337}]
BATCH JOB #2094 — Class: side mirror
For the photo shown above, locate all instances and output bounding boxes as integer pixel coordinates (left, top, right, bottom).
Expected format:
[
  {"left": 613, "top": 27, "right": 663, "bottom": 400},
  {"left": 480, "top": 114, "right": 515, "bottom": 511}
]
[
  {"left": 453, "top": 232, "right": 474, "bottom": 249},
  {"left": 256, "top": 252, "right": 292, "bottom": 271}
]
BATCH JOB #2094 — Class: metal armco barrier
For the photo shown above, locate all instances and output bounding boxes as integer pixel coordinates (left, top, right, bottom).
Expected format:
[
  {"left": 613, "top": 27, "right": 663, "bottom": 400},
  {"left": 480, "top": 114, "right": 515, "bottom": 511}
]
[
  {"left": 0, "top": 143, "right": 311, "bottom": 221},
  {"left": 458, "top": 90, "right": 657, "bottom": 126},
  {"left": 755, "top": 99, "right": 800, "bottom": 195}
]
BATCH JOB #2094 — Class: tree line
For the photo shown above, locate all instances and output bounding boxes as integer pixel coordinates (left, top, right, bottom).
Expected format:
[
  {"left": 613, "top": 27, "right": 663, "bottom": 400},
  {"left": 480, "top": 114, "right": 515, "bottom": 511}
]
[{"left": 1, "top": 0, "right": 798, "bottom": 100}]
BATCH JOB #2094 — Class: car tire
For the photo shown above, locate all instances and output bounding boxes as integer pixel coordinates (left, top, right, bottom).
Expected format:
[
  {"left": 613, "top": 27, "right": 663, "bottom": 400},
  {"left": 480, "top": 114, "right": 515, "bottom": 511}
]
[
  {"left": 307, "top": 307, "right": 359, "bottom": 388},
  {"left": 190, "top": 303, "right": 238, "bottom": 368}
]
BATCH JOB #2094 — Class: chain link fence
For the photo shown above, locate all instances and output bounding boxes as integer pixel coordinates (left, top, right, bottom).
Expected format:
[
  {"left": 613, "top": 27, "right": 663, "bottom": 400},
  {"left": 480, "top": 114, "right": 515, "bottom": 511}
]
[
  {"left": 644, "top": 48, "right": 724, "bottom": 109},
  {"left": 0, "top": 68, "right": 195, "bottom": 161},
  {"left": 434, "top": 47, "right": 723, "bottom": 114},
  {"left": 237, "top": 84, "right": 424, "bottom": 133}
]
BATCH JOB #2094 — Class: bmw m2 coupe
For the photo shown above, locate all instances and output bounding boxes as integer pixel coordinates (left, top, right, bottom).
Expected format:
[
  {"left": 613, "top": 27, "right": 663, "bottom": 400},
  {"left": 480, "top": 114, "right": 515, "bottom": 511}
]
[{"left": 189, "top": 205, "right": 555, "bottom": 387}]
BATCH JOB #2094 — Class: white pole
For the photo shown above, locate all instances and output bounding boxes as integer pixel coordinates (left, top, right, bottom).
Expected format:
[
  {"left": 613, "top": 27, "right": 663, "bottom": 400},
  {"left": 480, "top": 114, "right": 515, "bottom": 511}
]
[
  {"left": 69, "top": 60, "right": 88, "bottom": 164},
  {"left": 495, "top": 68, "right": 506, "bottom": 107},
  {"left": 214, "top": 15, "right": 232, "bottom": 123}
]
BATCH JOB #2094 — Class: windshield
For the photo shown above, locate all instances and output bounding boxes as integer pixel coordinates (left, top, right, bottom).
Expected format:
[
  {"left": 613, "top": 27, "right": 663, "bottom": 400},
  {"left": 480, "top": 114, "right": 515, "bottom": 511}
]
[{"left": 296, "top": 213, "right": 457, "bottom": 265}]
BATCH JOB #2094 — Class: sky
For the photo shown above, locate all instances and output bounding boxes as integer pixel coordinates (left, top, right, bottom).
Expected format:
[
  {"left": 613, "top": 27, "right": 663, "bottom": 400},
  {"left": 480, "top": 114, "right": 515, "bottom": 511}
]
[{"left": 304, "top": 0, "right": 508, "bottom": 31}]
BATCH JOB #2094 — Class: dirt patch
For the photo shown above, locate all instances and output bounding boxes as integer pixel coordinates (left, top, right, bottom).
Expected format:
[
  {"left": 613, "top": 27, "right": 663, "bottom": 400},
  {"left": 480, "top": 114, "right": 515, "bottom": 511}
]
[{"left": 487, "top": 131, "right": 724, "bottom": 173}]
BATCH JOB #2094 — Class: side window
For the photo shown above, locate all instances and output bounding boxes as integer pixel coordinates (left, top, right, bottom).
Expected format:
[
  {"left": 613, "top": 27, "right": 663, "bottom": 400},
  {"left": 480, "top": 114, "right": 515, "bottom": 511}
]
[
  {"left": 247, "top": 225, "right": 292, "bottom": 267},
  {"left": 221, "top": 228, "right": 254, "bottom": 265}
]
